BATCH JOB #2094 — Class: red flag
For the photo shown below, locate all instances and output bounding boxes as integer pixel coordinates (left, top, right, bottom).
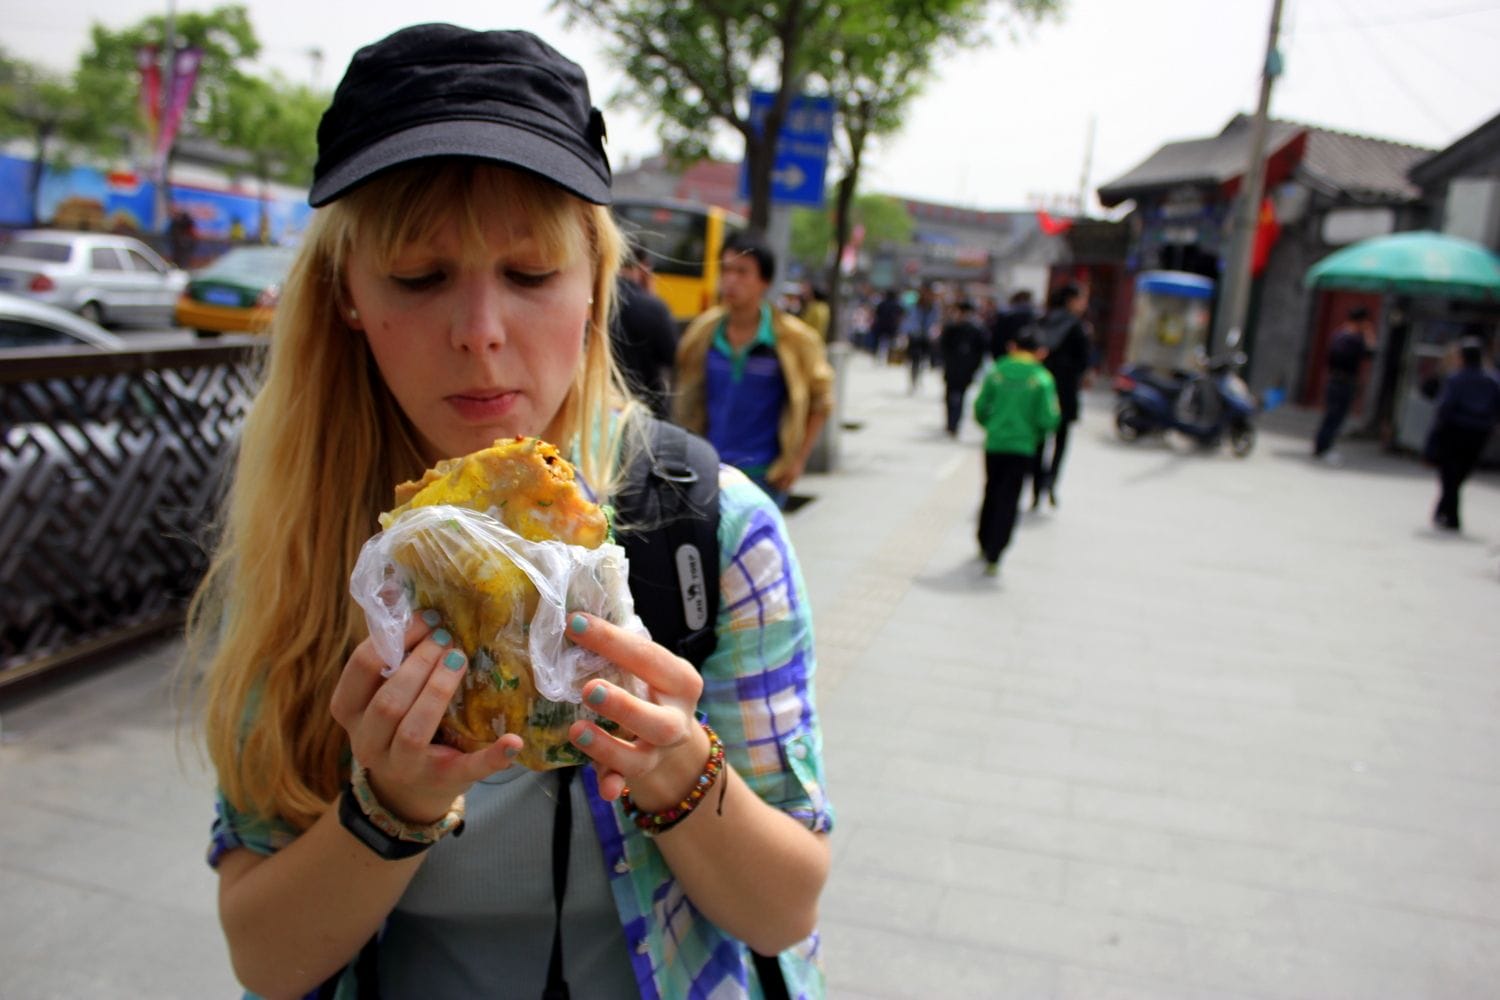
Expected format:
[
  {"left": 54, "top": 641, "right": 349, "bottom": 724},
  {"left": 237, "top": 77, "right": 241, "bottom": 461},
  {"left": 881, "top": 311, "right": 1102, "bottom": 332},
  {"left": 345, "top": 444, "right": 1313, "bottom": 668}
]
[
  {"left": 1037, "top": 208, "right": 1073, "bottom": 237},
  {"left": 137, "top": 46, "right": 160, "bottom": 148},
  {"left": 157, "top": 47, "right": 203, "bottom": 160},
  {"left": 1251, "top": 196, "right": 1281, "bottom": 276}
]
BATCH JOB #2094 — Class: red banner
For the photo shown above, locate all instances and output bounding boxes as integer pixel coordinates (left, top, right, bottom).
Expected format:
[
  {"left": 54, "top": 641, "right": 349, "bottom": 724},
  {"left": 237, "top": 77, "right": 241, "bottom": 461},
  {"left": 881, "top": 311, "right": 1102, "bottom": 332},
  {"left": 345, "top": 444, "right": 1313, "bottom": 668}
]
[
  {"left": 136, "top": 45, "right": 160, "bottom": 149},
  {"left": 157, "top": 46, "right": 203, "bottom": 160},
  {"left": 1250, "top": 196, "right": 1281, "bottom": 276}
]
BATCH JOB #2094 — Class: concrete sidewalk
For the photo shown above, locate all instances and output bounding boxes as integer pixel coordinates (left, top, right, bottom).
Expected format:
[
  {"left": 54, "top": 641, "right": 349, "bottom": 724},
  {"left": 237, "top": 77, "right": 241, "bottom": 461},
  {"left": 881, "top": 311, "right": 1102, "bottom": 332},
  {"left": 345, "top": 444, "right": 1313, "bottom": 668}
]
[{"left": 3, "top": 355, "right": 1499, "bottom": 998}]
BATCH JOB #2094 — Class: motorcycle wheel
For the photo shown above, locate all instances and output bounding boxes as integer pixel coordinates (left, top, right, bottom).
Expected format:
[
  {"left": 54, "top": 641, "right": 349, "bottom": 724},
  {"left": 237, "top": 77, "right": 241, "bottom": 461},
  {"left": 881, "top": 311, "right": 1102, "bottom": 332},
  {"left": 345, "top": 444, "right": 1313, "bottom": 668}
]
[
  {"left": 1229, "top": 422, "right": 1256, "bottom": 458},
  {"left": 1115, "top": 402, "right": 1143, "bottom": 442}
]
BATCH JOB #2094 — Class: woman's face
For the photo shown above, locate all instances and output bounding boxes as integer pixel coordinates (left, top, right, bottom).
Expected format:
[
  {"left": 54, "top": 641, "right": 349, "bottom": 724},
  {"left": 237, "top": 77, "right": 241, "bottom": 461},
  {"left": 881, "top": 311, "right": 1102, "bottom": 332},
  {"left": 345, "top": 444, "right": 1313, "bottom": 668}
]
[{"left": 345, "top": 204, "right": 592, "bottom": 463}]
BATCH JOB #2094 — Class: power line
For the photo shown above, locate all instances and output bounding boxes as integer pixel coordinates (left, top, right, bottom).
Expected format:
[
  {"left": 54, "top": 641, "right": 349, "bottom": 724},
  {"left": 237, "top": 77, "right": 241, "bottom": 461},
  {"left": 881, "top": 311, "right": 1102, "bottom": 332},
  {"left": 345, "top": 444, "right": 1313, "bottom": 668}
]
[
  {"left": 1299, "top": 1, "right": 1500, "bottom": 31},
  {"left": 1330, "top": 0, "right": 1457, "bottom": 134}
]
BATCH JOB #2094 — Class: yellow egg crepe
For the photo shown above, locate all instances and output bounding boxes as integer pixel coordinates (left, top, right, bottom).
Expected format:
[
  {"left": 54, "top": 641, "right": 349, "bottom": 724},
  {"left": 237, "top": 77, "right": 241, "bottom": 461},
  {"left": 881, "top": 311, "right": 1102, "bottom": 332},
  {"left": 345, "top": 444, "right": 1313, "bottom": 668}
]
[{"left": 379, "top": 436, "right": 617, "bottom": 770}]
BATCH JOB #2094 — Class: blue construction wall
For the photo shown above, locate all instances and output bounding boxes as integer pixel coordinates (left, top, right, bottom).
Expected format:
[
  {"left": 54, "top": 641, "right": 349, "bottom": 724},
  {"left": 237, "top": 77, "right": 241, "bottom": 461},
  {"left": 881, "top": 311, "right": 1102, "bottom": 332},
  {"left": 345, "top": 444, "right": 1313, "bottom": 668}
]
[{"left": 0, "top": 153, "right": 312, "bottom": 246}]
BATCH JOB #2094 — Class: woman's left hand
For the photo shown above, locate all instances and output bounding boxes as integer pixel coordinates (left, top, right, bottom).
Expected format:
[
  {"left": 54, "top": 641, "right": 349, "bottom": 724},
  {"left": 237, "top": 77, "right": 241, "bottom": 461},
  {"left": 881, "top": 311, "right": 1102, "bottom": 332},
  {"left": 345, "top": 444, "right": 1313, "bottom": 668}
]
[{"left": 563, "top": 611, "right": 708, "bottom": 803}]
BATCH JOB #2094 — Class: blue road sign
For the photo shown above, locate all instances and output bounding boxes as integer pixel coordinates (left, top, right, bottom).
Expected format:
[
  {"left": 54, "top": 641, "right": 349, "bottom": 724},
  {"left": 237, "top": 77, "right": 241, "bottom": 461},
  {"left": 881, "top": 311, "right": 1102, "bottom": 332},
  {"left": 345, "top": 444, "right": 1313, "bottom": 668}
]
[{"left": 739, "top": 91, "right": 834, "bottom": 208}]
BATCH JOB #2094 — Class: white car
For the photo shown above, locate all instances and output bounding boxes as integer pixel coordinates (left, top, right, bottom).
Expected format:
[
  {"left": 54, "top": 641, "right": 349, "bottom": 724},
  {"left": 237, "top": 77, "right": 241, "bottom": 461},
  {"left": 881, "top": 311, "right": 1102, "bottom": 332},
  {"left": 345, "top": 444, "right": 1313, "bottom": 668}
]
[
  {"left": 0, "top": 230, "right": 187, "bottom": 328},
  {"left": 0, "top": 290, "right": 127, "bottom": 352}
]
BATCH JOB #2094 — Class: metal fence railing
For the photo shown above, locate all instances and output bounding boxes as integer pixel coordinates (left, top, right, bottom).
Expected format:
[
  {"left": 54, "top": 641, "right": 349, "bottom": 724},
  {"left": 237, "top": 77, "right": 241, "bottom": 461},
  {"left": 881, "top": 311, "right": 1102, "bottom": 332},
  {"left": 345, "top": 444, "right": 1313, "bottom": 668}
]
[{"left": 1, "top": 339, "right": 261, "bottom": 687}]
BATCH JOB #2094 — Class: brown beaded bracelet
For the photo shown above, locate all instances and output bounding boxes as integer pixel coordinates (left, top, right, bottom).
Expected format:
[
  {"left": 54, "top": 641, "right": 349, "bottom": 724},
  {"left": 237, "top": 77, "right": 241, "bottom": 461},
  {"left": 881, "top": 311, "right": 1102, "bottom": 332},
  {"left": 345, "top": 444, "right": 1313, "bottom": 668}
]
[{"left": 619, "top": 721, "right": 726, "bottom": 836}]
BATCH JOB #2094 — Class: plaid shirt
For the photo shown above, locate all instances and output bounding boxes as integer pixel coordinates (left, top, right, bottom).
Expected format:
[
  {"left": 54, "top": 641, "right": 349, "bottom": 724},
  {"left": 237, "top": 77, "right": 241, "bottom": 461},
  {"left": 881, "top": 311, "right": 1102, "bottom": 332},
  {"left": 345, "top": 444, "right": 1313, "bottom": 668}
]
[{"left": 209, "top": 466, "right": 834, "bottom": 999}]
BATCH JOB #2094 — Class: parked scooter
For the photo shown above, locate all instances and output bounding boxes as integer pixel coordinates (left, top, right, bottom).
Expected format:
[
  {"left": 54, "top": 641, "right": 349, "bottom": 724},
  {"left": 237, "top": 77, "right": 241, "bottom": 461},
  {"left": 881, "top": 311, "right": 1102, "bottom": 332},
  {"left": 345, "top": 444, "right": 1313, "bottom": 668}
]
[{"left": 1112, "top": 346, "right": 1258, "bottom": 457}]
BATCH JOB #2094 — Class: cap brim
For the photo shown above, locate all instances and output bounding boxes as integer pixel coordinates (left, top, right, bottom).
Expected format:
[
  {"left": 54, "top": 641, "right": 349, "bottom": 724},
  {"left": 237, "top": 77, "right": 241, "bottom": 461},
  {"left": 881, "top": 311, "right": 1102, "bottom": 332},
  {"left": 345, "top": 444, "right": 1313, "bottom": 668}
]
[{"left": 309, "top": 119, "right": 611, "bottom": 208}]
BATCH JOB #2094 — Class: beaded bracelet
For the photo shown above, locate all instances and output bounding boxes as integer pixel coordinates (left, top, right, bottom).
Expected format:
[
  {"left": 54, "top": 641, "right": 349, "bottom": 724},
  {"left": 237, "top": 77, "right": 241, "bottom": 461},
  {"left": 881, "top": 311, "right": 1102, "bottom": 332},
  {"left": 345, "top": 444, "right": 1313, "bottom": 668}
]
[
  {"left": 348, "top": 758, "right": 466, "bottom": 846},
  {"left": 619, "top": 722, "right": 726, "bottom": 837}
]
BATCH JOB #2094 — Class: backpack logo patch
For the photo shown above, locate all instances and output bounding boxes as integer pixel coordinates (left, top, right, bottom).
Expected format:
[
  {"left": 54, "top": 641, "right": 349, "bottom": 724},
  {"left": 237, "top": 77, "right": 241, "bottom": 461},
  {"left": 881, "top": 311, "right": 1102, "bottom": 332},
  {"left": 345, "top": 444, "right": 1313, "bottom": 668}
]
[{"left": 675, "top": 544, "right": 708, "bottom": 630}]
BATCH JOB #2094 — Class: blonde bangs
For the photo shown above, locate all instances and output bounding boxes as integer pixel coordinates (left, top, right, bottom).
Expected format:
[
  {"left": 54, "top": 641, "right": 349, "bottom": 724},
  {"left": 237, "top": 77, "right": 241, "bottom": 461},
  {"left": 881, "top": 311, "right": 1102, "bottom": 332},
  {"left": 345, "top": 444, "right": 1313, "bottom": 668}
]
[
  {"left": 343, "top": 163, "right": 589, "bottom": 275},
  {"left": 190, "top": 160, "right": 646, "bottom": 833}
]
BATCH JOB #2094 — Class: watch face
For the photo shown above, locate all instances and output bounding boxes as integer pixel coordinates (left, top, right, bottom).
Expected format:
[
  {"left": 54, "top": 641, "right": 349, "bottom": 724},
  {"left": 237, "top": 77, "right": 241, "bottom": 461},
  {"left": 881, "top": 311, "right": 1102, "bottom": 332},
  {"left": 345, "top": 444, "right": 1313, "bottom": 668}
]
[{"left": 339, "top": 786, "right": 431, "bottom": 860}]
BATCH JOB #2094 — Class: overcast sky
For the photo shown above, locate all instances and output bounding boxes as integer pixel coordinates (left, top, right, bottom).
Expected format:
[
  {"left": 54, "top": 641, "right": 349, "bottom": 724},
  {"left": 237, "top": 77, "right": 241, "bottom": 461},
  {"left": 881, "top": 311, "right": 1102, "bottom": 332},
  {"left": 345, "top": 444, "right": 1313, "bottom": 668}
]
[{"left": 6, "top": 0, "right": 1499, "bottom": 213}]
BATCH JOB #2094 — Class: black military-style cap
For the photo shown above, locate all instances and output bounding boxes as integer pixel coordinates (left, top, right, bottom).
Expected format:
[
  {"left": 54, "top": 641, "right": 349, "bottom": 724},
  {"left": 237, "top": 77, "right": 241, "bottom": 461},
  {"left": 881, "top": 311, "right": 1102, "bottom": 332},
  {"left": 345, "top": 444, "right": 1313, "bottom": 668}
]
[{"left": 309, "top": 24, "right": 611, "bottom": 207}]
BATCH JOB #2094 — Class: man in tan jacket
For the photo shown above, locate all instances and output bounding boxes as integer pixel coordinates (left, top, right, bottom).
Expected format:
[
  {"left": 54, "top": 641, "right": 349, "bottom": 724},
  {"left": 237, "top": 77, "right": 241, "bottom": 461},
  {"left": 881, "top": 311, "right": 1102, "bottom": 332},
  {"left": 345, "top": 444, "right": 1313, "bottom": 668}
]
[{"left": 674, "top": 233, "right": 835, "bottom": 507}]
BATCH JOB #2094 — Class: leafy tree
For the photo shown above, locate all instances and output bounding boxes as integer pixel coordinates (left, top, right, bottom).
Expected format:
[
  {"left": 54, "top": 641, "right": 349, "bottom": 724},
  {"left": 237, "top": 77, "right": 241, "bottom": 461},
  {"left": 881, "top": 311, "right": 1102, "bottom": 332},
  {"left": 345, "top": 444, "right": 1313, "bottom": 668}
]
[
  {"left": 817, "top": 0, "right": 1061, "bottom": 339},
  {"left": 0, "top": 49, "right": 99, "bottom": 225},
  {"left": 215, "top": 72, "right": 324, "bottom": 193},
  {"left": 554, "top": 0, "right": 843, "bottom": 234},
  {"left": 73, "top": 5, "right": 260, "bottom": 178},
  {"left": 789, "top": 191, "right": 912, "bottom": 271}
]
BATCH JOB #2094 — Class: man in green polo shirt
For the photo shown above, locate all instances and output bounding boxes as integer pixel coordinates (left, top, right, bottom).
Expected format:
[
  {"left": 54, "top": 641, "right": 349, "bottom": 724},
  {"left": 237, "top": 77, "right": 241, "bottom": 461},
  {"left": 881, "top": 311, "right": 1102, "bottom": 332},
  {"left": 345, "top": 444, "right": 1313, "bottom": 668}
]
[{"left": 674, "top": 234, "right": 835, "bottom": 507}]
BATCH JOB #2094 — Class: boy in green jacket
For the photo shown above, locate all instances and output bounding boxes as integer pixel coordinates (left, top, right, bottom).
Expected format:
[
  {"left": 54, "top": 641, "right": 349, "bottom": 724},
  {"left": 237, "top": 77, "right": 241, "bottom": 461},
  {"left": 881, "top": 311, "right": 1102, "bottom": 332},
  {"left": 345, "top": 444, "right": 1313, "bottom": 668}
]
[{"left": 973, "top": 331, "right": 1061, "bottom": 576}]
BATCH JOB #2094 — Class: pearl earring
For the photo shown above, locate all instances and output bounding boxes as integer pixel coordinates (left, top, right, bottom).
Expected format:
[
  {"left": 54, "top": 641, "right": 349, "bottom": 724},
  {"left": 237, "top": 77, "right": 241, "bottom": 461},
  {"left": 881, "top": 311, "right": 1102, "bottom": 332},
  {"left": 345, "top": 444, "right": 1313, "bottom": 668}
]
[{"left": 348, "top": 308, "right": 359, "bottom": 322}]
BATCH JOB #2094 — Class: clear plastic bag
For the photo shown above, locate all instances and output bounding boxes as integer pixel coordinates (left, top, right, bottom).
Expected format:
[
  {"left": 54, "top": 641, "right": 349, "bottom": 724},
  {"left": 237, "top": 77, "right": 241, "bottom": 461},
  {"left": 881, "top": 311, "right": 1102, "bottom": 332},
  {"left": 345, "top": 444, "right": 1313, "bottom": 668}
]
[{"left": 349, "top": 504, "right": 648, "bottom": 705}]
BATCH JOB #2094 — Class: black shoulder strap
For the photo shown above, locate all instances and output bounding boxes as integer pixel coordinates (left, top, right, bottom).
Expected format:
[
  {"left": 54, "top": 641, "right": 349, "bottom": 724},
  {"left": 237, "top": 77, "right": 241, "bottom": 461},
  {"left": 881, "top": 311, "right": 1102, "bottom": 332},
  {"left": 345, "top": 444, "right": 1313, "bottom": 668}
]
[{"left": 616, "top": 419, "right": 721, "bottom": 670}]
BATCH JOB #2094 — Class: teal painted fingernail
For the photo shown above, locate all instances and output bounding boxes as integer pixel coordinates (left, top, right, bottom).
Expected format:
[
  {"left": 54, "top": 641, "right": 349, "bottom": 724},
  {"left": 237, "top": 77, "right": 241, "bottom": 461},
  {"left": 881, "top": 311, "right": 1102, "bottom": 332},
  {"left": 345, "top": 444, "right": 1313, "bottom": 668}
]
[
  {"left": 505, "top": 745, "right": 520, "bottom": 759},
  {"left": 432, "top": 628, "right": 452, "bottom": 647},
  {"left": 569, "top": 614, "right": 588, "bottom": 635},
  {"left": 586, "top": 685, "right": 607, "bottom": 707},
  {"left": 575, "top": 729, "right": 594, "bottom": 747},
  {"left": 421, "top": 609, "right": 442, "bottom": 627},
  {"left": 443, "top": 650, "right": 466, "bottom": 671}
]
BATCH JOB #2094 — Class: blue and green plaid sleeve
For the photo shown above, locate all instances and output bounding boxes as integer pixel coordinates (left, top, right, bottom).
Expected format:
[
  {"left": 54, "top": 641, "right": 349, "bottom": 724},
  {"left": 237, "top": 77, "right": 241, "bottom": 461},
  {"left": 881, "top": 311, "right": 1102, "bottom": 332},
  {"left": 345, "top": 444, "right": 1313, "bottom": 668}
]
[{"left": 698, "top": 465, "right": 834, "bottom": 834}]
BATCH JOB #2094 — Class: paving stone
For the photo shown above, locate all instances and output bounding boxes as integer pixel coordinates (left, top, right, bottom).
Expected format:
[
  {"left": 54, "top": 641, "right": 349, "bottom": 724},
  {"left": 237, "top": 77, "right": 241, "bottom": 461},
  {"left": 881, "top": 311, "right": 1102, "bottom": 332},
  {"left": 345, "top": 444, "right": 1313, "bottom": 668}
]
[{"left": 6, "top": 360, "right": 1500, "bottom": 996}]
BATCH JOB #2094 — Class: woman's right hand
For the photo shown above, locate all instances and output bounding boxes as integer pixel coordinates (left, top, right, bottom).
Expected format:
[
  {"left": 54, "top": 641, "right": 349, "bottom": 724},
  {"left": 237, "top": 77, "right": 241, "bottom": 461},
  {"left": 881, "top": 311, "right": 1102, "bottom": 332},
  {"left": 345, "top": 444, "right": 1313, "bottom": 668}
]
[{"left": 330, "top": 611, "right": 522, "bottom": 823}]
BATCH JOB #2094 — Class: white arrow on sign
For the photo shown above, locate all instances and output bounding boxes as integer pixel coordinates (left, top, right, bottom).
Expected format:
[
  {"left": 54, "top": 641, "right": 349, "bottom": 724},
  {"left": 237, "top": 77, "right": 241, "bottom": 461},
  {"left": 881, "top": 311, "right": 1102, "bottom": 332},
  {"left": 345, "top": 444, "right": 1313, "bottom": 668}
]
[{"left": 773, "top": 163, "right": 806, "bottom": 191}]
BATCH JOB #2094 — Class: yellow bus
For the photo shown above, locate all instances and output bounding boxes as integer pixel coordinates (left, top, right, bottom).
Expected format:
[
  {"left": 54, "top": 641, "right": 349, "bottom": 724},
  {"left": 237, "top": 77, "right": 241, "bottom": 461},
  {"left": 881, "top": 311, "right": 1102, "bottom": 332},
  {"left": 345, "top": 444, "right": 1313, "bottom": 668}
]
[{"left": 612, "top": 198, "right": 746, "bottom": 325}]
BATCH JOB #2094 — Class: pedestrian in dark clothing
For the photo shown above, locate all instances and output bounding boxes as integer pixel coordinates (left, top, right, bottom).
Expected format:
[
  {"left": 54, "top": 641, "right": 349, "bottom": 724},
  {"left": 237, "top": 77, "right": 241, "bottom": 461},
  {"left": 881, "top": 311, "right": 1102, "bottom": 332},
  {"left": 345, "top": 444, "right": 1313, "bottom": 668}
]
[
  {"left": 168, "top": 208, "right": 197, "bottom": 269},
  {"left": 1426, "top": 339, "right": 1500, "bottom": 531},
  {"left": 990, "top": 290, "right": 1037, "bottom": 360},
  {"left": 974, "top": 331, "right": 1060, "bottom": 576},
  {"left": 904, "top": 284, "right": 941, "bottom": 393},
  {"left": 610, "top": 249, "right": 678, "bottom": 419},
  {"left": 939, "top": 299, "right": 988, "bottom": 436},
  {"left": 1312, "top": 306, "right": 1378, "bottom": 463},
  {"left": 1032, "top": 284, "right": 1091, "bottom": 508},
  {"left": 871, "top": 289, "right": 904, "bottom": 362}
]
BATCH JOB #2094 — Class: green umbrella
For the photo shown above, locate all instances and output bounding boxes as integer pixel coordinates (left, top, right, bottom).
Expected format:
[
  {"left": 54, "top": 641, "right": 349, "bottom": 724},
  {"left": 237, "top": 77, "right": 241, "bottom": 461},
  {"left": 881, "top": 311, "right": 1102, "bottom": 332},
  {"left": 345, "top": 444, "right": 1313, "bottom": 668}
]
[{"left": 1304, "top": 230, "right": 1500, "bottom": 301}]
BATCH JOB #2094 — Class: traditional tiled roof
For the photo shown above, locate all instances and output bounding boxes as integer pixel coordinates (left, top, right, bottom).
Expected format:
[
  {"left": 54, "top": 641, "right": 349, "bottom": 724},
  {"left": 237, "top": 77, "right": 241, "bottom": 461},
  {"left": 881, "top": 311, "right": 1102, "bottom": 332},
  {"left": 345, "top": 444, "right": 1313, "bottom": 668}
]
[
  {"left": 1409, "top": 109, "right": 1500, "bottom": 188},
  {"left": 1097, "top": 114, "right": 1433, "bottom": 206}
]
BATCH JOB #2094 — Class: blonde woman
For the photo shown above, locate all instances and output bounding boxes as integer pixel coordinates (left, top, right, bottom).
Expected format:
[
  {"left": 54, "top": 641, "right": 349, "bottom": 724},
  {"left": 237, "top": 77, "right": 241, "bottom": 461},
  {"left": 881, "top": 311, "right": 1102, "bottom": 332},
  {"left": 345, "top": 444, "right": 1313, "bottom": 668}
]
[{"left": 190, "top": 24, "right": 831, "bottom": 999}]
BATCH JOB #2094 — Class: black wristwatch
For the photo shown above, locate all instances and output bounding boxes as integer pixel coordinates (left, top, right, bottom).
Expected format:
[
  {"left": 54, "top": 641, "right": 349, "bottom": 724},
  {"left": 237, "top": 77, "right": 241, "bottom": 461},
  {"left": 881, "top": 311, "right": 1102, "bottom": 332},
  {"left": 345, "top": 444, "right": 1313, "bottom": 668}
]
[{"left": 337, "top": 781, "right": 440, "bottom": 861}]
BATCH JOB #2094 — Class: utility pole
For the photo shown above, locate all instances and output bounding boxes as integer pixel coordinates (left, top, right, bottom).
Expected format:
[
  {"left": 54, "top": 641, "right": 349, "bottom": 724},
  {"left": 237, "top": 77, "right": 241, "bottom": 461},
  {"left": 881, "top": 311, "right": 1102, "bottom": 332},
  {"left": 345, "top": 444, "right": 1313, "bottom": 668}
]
[
  {"left": 154, "top": 0, "right": 177, "bottom": 234},
  {"left": 1077, "top": 115, "right": 1096, "bottom": 220},
  {"left": 1216, "top": 0, "right": 1286, "bottom": 352}
]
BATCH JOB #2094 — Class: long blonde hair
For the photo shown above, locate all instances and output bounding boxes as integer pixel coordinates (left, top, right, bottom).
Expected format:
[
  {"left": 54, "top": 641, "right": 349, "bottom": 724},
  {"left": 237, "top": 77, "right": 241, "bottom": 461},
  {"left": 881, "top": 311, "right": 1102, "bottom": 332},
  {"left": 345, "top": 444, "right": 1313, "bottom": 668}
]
[{"left": 190, "top": 162, "right": 638, "bottom": 831}]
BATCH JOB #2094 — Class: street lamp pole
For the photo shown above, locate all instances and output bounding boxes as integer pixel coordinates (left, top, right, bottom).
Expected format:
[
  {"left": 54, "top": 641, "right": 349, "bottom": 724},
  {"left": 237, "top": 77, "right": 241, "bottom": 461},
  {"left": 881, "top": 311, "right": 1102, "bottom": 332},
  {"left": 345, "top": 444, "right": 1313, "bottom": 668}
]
[
  {"left": 1216, "top": 0, "right": 1286, "bottom": 353},
  {"left": 154, "top": 0, "right": 177, "bottom": 234}
]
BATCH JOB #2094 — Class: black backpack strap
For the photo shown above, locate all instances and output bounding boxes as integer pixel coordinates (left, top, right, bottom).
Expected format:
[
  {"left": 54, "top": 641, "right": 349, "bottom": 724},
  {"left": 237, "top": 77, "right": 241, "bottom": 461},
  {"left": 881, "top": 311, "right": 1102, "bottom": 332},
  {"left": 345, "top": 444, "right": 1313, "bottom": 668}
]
[
  {"left": 617, "top": 419, "right": 721, "bottom": 669},
  {"left": 542, "top": 766, "right": 578, "bottom": 1000}
]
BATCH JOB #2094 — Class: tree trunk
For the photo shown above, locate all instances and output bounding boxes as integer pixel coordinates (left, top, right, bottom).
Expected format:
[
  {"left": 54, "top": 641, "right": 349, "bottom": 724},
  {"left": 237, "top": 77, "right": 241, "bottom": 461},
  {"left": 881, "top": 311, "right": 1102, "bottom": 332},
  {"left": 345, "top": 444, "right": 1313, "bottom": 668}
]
[
  {"left": 745, "top": 132, "right": 774, "bottom": 235},
  {"left": 826, "top": 170, "right": 857, "bottom": 343},
  {"left": 826, "top": 118, "right": 866, "bottom": 345}
]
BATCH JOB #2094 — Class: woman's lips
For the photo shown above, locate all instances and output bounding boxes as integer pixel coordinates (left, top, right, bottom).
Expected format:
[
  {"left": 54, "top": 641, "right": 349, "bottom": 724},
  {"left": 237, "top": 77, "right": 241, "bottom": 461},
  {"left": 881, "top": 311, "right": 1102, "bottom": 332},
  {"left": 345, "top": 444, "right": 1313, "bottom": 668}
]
[{"left": 446, "top": 391, "right": 519, "bottom": 422}]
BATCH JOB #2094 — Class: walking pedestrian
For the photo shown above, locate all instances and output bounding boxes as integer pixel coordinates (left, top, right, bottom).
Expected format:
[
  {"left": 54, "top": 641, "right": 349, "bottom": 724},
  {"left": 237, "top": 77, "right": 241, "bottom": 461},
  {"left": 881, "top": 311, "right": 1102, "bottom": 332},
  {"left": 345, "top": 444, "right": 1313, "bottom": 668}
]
[
  {"left": 1312, "top": 306, "right": 1378, "bottom": 464},
  {"left": 870, "top": 288, "right": 903, "bottom": 361},
  {"left": 1033, "top": 284, "right": 1091, "bottom": 508},
  {"left": 974, "top": 331, "right": 1061, "bottom": 577},
  {"left": 800, "top": 281, "right": 831, "bottom": 342},
  {"left": 1426, "top": 338, "right": 1500, "bottom": 531},
  {"left": 904, "top": 283, "right": 941, "bottom": 393},
  {"left": 610, "top": 241, "right": 677, "bottom": 418},
  {"left": 990, "top": 290, "right": 1037, "bottom": 360},
  {"left": 939, "top": 299, "right": 987, "bottom": 436},
  {"left": 674, "top": 232, "right": 836, "bottom": 508},
  {"left": 189, "top": 24, "right": 831, "bottom": 1000}
]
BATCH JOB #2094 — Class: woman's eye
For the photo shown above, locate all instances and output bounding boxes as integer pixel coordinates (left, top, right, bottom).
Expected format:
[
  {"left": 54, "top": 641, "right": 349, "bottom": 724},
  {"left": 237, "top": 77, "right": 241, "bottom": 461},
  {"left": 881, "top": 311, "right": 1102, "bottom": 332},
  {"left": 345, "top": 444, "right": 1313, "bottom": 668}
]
[
  {"left": 508, "top": 270, "right": 555, "bottom": 289},
  {"left": 392, "top": 272, "right": 443, "bottom": 291}
]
